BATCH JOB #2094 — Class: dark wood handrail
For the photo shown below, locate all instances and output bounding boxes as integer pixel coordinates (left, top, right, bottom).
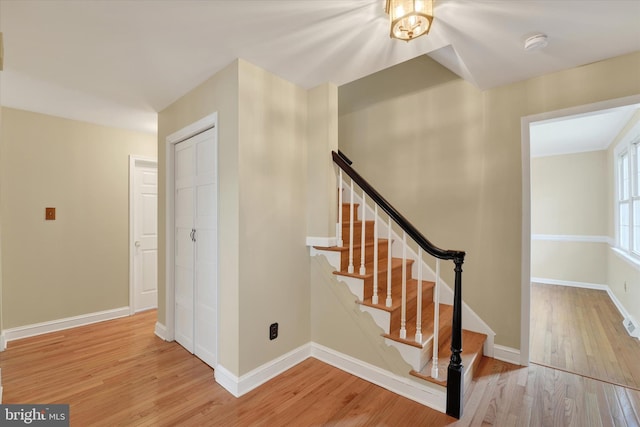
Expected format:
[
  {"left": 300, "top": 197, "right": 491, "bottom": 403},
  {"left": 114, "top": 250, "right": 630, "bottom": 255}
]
[{"left": 332, "top": 150, "right": 466, "bottom": 419}]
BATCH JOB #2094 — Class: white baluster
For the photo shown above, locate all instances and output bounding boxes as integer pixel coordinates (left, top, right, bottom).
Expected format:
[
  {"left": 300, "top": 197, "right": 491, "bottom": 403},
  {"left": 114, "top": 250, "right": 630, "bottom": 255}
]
[
  {"left": 372, "top": 205, "right": 379, "bottom": 305},
  {"left": 348, "top": 179, "right": 355, "bottom": 274},
  {"left": 359, "top": 192, "right": 366, "bottom": 275},
  {"left": 431, "top": 258, "right": 441, "bottom": 379},
  {"left": 415, "top": 247, "right": 423, "bottom": 343},
  {"left": 400, "top": 232, "right": 407, "bottom": 339},
  {"left": 337, "top": 170, "right": 343, "bottom": 247},
  {"left": 386, "top": 216, "right": 392, "bottom": 307}
]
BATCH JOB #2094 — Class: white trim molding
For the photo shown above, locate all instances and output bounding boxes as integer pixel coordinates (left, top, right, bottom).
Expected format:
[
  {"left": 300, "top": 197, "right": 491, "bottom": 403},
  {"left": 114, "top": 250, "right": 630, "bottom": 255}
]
[
  {"left": 532, "top": 234, "right": 613, "bottom": 244},
  {"left": 305, "top": 236, "right": 337, "bottom": 247},
  {"left": 2, "top": 307, "right": 130, "bottom": 343},
  {"left": 611, "top": 246, "right": 640, "bottom": 269},
  {"left": 0, "top": 334, "right": 6, "bottom": 352},
  {"left": 154, "top": 322, "right": 169, "bottom": 341},
  {"left": 311, "top": 343, "right": 446, "bottom": 411},
  {"left": 531, "top": 277, "right": 608, "bottom": 291},
  {"left": 493, "top": 345, "right": 522, "bottom": 366},
  {"left": 215, "top": 344, "right": 311, "bottom": 397}
]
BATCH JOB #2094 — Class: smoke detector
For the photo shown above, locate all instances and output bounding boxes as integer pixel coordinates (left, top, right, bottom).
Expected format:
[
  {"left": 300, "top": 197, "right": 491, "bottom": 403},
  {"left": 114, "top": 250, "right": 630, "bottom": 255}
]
[{"left": 524, "top": 33, "right": 548, "bottom": 51}]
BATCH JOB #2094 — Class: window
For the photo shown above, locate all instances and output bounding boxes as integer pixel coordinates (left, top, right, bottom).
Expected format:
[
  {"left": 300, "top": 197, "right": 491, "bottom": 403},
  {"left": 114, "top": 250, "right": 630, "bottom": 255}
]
[{"left": 616, "top": 130, "right": 640, "bottom": 257}]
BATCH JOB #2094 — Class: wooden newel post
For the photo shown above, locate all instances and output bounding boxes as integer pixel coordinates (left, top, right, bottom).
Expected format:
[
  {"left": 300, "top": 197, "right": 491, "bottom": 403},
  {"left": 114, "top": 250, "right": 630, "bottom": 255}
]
[{"left": 446, "top": 255, "right": 465, "bottom": 419}]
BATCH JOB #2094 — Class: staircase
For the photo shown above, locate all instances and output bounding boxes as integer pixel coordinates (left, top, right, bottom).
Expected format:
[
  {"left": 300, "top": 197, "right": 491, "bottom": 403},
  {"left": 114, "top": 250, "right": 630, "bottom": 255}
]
[{"left": 313, "top": 151, "right": 489, "bottom": 418}]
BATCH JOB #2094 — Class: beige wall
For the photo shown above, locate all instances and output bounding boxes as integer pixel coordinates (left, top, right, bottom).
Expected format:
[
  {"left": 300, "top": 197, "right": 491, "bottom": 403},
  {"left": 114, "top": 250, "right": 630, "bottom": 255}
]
[
  {"left": 531, "top": 151, "right": 608, "bottom": 284},
  {"left": 608, "top": 250, "right": 640, "bottom": 323},
  {"left": 339, "top": 52, "right": 640, "bottom": 349},
  {"left": 158, "top": 60, "right": 241, "bottom": 374},
  {"left": 531, "top": 240, "right": 608, "bottom": 284},
  {"left": 0, "top": 107, "right": 156, "bottom": 328},
  {"left": 236, "top": 60, "right": 310, "bottom": 373},
  {"left": 532, "top": 151, "right": 608, "bottom": 235},
  {"left": 307, "top": 84, "right": 338, "bottom": 239},
  {"left": 158, "top": 59, "right": 314, "bottom": 376}
]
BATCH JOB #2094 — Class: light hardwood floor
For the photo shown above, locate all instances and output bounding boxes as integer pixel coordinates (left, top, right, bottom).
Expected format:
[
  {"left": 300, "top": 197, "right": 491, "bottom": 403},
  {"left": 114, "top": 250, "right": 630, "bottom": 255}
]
[
  {"left": 1, "top": 310, "right": 639, "bottom": 426},
  {"left": 530, "top": 283, "right": 640, "bottom": 391}
]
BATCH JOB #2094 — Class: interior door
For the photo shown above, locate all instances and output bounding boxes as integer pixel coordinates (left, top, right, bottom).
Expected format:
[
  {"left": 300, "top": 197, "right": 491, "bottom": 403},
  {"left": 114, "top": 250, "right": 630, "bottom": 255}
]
[
  {"left": 133, "top": 163, "right": 158, "bottom": 312},
  {"left": 174, "top": 139, "right": 196, "bottom": 353},
  {"left": 193, "top": 129, "right": 218, "bottom": 367},
  {"left": 173, "top": 128, "right": 217, "bottom": 367}
]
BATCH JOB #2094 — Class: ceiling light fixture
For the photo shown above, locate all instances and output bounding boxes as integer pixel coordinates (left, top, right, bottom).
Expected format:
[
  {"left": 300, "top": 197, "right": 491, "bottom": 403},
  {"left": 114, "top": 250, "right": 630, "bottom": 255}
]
[
  {"left": 524, "top": 33, "right": 548, "bottom": 51},
  {"left": 385, "top": 0, "right": 433, "bottom": 41}
]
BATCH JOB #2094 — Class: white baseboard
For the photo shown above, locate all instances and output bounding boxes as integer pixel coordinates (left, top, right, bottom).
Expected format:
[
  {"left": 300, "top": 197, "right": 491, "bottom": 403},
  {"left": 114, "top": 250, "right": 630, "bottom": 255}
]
[
  {"left": 306, "top": 236, "right": 337, "bottom": 247},
  {"left": 493, "top": 344, "right": 522, "bottom": 365},
  {"left": 2, "top": 307, "right": 130, "bottom": 343},
  {"left": 215, "top": 343, "right": 312, "bottom": 397},
  {"left": 154, "top": 322, "right": 169, "bottom": 341},
  {"left": 310, "top": 343, "right": 446, "bottom": 412},
  {"left": 0, "top": 333, "right": 6, "bottom": 352},
  {"left": 531, "top": 277, "right": 608, "bottom": 291}
]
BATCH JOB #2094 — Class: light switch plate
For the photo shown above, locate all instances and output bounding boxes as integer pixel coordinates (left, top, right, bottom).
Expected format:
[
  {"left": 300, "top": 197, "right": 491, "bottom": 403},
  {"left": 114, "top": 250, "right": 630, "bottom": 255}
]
[{"left": 45, "top": 207, "right": 56, "bottom": 220}]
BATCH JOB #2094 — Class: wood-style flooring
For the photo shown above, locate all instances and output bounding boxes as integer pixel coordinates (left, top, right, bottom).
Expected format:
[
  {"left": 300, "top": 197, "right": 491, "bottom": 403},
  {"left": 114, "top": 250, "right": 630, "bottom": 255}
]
[
  {"left": 1, "top": 310, "right": 639, "bottom": 426},
  {"left": 530, "top": 283, "right": 640, "bottom": 391}
]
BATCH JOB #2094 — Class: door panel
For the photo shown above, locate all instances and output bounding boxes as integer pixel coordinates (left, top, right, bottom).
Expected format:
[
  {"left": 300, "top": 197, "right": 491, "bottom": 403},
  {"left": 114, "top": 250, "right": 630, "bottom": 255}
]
[
  {"left": 133, "top": 164, "right": 158, "bottom": 312},
  {"left": 173, "top": 128, "right": 217, "bottom": 368}
]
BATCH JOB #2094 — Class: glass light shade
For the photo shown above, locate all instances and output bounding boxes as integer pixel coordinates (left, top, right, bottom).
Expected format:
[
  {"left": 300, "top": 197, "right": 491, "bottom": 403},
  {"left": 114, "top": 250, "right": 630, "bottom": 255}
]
[{"left": 385, "top": 0, "right": 433, "bottom": 41}]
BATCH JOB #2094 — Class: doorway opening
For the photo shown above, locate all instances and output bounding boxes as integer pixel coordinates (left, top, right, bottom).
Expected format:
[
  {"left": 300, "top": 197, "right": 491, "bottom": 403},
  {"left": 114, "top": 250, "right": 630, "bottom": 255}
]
[{"left": 521, "top": 95, "right": 640, "bottom": 387}]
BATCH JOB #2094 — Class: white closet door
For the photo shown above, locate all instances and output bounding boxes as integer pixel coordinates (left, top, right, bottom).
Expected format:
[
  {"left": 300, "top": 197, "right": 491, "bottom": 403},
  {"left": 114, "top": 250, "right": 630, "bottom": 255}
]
[
  {"left": 194, "top": 129, "right": 218, "bottom": 368},
  {"left": 174, "top": 139, "right": 196, "bottom": 353},
  {"left": 173, "top": 127, "right": 217, "bottom": 368}
]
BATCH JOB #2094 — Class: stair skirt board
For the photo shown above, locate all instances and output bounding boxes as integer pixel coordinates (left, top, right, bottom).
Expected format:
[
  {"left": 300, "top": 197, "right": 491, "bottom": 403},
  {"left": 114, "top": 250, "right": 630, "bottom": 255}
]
[
  {"left": 311, "top": 343, "right": 446, "bottom": 412},
  {"left": 213, "top": 343, "right": 446, "bottom": 413}
]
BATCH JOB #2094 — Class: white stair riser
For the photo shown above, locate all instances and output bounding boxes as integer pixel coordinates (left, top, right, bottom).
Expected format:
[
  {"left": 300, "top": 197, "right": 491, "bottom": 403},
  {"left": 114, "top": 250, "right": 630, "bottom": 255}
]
[
  {"left": 385, "top": 337, "right": 434, "bottom": 372},
  {"left": 311, "top": 247, "right": 341, "bottom": 270},
  {"left": 359, "top": 305, "right": 391, "bottom": 334},
  {"left": 339, "top": 276, "right": 365, "bottom": 301}
]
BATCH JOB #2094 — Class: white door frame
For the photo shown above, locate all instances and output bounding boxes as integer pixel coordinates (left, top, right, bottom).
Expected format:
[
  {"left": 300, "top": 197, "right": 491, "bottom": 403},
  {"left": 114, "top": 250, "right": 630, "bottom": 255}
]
[
  {"left": 165, "top": 113, "right": 218, "bottom": 342},
  {"left": 129, "top": 156, "right": 158, "bottom": 316},
  {"left": 520, "top": 94, "right": 640, "bottom": 366}
]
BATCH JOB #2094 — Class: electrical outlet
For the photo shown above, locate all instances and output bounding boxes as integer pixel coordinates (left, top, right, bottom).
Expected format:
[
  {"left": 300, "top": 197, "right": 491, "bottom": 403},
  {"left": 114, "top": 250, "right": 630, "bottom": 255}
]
[{"left": 269, "top": 323, "right": 278, "bottom": 340}]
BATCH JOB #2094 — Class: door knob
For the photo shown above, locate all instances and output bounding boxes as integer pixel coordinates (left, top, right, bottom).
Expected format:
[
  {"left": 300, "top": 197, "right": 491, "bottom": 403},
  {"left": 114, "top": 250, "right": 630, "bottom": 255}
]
[{"left": 135, "top": 241, "right": 141, "bottom": 247}]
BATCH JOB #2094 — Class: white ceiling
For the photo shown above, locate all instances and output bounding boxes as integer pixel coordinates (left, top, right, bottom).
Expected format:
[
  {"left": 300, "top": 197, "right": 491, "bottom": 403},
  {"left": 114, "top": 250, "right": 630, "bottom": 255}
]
[
  {"left": 530, "top": 105, "right": 640, "bottom": 158},
  {"left": 0, "top": 0, "right": 639, "bottom": 135}
]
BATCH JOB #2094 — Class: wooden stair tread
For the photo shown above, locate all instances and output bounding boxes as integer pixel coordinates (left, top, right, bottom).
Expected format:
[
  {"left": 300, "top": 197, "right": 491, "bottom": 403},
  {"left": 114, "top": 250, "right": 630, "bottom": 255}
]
[
  {"left": 382, "top": 304, "right": 453, "bottom": 348},
  {"left": 410, "top": 330, "right": 487, "bottom": 386},
  {"left": 332, "top": 257, "right": 414, "bottom": 279},
  {"left": 313, "top": 238, "right": 390, "bottom": 253}
]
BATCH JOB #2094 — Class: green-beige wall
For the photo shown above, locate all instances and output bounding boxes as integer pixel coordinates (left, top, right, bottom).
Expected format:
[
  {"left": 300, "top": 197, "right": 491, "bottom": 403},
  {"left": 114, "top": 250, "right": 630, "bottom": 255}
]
[
  {"left": 531, "top": 150, "right": 609, "bottom": 285},
  {"left": 338, "top": 51, "right": 640, "bottom": 349},
  {"left": 0, "top": 108, "right": 156, "bottom": 328}
]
